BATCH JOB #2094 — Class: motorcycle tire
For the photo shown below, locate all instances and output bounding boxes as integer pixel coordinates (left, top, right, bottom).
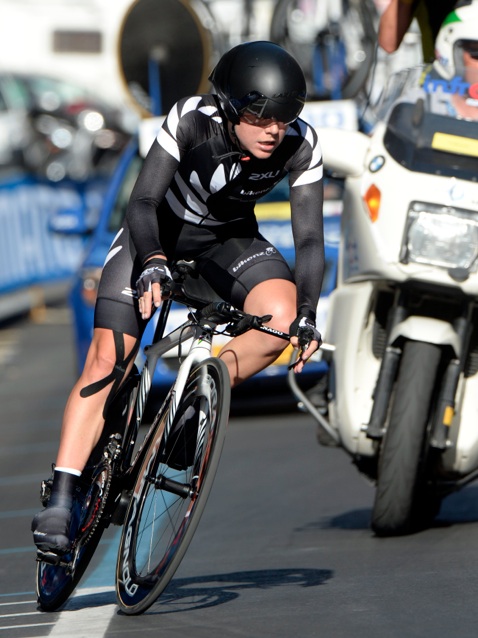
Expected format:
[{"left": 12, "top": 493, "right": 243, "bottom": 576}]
[{"left": 371, "top": 340, "right": 441, "bottom": 536}]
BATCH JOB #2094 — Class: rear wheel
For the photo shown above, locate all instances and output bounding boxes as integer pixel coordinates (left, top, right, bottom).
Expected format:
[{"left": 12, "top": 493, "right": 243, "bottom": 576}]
[
  {"left": 371, "top": 340, "right": 441, "bottom": 536},
  {"left": 116, "top": 357, "right": 230, "bottom": 615}
]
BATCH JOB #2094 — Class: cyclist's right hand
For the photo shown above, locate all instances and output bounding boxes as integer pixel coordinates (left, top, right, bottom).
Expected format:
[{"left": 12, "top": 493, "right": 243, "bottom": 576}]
[
  {"left": 136, "top": 257, "right": 172, "bottom": 320},
  {"left": 289, "top": 314, "right": 322, "bottom": 373}
]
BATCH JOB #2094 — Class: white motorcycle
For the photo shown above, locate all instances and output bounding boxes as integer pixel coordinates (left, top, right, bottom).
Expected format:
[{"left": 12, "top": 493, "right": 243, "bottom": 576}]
[{"left": 290, "top": 63, "right": 478, "bottom": 535}]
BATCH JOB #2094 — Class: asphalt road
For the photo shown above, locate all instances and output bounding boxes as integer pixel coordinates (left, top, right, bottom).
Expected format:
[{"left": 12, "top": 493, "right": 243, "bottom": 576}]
[{"left": 2, "top": 303, "right": 478, "bottom": 637}]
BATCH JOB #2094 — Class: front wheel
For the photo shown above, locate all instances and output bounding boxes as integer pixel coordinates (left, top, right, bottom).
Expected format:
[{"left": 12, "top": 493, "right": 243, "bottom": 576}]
[
  {"left": 371, "top": 340, "right": 442, "bottom": 536},
  {"left": 116, "top": 357, "right": 230, "bottom": 615}
]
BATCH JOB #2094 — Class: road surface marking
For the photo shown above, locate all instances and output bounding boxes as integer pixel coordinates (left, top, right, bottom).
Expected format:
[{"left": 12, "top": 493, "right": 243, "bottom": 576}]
[{"left": 48, "top": 586, "right": 117, "bottom": 637}]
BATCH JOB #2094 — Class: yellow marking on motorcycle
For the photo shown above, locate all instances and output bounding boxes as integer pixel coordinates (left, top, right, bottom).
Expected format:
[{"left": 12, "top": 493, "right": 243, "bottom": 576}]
[
  {"left": 432, "top": 133, "right": 478, "bottom": 158},
  {"left": 212, "top": 343, "right": 294, "bottom": 365},
  {"left": 443, "top": 405, "right": 454, "bottom": 426},
  {"left": 273, "top": 344, "right": 294, "bottom": 365},
  {"left": 255, "top": 202, "right": 291, "bottom": 220}
]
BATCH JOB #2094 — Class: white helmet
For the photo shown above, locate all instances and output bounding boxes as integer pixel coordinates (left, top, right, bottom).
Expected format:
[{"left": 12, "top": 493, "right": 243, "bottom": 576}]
[{"left": 434, "top": 2, "right": 478, "bottom": 79}]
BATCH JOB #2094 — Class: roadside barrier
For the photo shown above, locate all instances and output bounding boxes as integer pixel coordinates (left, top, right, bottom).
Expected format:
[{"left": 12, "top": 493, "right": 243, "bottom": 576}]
[{"left": 0, "top": 173, "right": 90, "bottom": 320}]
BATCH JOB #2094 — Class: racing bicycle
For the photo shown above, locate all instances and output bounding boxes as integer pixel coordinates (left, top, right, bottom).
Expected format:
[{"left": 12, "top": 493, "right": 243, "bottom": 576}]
[{"left": 35, "top": 260, "right": 300, "bottom": 615}]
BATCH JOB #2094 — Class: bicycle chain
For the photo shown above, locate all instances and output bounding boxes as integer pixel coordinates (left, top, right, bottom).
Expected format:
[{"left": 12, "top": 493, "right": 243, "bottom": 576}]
[{"left": 76, "top": 435, "right": 121, "bottom": 547}]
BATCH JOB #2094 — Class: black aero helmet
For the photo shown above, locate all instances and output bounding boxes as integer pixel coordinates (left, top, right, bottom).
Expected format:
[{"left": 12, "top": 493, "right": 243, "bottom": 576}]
[{"left": 209, "top": 41, "right": 306, "bottom": 125}]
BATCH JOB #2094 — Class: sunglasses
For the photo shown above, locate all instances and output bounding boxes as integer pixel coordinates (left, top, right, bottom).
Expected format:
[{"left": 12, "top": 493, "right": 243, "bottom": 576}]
[{"left": 239, "top": 113, "right": 288, "bottom": 128}]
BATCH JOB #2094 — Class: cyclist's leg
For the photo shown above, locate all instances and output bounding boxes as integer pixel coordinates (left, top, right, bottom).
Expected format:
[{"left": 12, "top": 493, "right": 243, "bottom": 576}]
[
  {"left": 32, "top": 223, "right": 146, "bottom": 552},
  {"left": 32, "top": 327, "right": 140, "bottom": 551},
  {"left": 56, "top": 328, "right": 139, "bottom": 471},
  {"left": 197, "top": 235, "right": 297, "bottom": 387},
  {"left": 220, "top": 278, "right": 297, "bottom": 386}
]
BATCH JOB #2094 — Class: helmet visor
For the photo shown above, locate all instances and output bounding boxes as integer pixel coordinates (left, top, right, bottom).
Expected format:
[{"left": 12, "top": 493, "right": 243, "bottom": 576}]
[{"left": 231, "top": 90, "right": 305, "bottom": 125}]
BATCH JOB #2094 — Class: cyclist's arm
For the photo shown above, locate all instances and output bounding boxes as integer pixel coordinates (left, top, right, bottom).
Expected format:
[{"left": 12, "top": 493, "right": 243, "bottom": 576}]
[
  {"left": 126, "top": 137, "right": 180, "bottom": 266},
  {"left": 126, "top": 98, "right": 195, "bottom": 265},
  {"left": 288, "top": 124, "right": 325, "bottom": 328},
  {"left": 378, "top": 0, "right": 418, "bottom": 54},
  {"left": 126, "top": 100, "right": 197, "bottom": 317},
  {"left": 285, "top": 122, "right": 325, "bottom": 370}
]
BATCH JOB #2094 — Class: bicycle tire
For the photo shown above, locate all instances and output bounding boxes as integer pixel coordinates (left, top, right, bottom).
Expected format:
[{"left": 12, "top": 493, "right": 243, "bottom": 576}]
[
  {"left": 116, "top": 357, "right": 230, "bottom": 615},
  {"left": 36, "top": 461, "right": 112, "bottom": 611}
]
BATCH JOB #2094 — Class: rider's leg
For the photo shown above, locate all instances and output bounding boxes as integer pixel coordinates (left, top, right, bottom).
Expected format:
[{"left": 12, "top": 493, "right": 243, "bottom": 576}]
[
  {"left": 32, "top": 220, "right": 145, "bottom": 552},
  {"left": 218, "top": 278, "right": 296, "bottom": 387},
  {"left": 56, "top": 328, "right": 139, "bottom": 471},
  {"left": 32, "top": 327, "right": 138, "bottom": 552},
  {"left": 162, "top": 278, "right": 296, "bottom": 472}
]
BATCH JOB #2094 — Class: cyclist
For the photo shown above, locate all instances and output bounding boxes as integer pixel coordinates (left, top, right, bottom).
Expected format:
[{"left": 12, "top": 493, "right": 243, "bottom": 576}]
[{"left": 32, "top": 41, "right": 325, "bottom": 554}]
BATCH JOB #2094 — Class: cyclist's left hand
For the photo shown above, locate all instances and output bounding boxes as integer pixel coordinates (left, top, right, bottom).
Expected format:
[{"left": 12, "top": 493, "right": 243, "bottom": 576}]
[{"left": 289, "top": 314, "right": 322, "bottom": 374}]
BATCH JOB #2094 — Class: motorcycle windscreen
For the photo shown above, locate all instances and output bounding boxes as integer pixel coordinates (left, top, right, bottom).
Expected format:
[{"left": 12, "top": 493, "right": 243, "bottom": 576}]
[{"left": 383, "top": 101, "right": 478, "bottom": 181}]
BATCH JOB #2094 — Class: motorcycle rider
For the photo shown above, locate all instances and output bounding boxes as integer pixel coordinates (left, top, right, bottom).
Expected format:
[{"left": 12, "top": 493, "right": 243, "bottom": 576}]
[
  {"left": 31, "top": 41, "right": 325, "bottom": 554},
  {"left": 430, "top": 1, "right": 478, "bottom": 119}
]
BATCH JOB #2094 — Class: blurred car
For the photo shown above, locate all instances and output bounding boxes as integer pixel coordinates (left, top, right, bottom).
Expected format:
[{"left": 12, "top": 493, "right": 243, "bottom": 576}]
[
  {"left": 0, "top": 74, "right": 34, "bottom": 170},
  {"left": 0, "top": 72, "right": 134, "bottom": 182},
  {"left": 58, "top": 129, "right": 340, "bottom": 407}
]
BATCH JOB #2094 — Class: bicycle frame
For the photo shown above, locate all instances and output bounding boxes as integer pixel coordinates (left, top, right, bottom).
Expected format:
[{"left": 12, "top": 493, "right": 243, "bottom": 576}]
[{"left": 116, "top": 294, "right": 227, "bottom": 498}]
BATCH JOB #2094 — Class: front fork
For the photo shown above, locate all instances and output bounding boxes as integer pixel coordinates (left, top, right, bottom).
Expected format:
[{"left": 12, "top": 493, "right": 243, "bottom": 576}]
[
  {"left": 365, "top": 299, "right": 407, "bottom": 440},
  {"left": 364, "top": 294, "right": 472, "bottom": 449},
  {"left": 429, "top": 314, "right": 470, "bottom": 450}
]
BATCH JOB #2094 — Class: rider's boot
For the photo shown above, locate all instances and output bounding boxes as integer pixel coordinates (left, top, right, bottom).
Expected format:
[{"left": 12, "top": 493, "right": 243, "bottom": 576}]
[{"left": 31, "top": 468, "right": 80, "bottom": 554}]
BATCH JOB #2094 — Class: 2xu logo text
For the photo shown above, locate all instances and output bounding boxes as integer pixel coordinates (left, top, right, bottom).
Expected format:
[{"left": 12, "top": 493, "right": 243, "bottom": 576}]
[{"left": 249, "top": 170, "right": 280, "bottom": 181}]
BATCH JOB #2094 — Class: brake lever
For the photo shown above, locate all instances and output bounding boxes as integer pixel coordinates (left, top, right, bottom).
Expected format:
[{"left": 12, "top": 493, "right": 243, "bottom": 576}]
[
  {"left": 287, "top": 347, "right": 307, "bottom": 371},
  {"left": 288, "top": 328, "right": 317, "bottom": 369}
]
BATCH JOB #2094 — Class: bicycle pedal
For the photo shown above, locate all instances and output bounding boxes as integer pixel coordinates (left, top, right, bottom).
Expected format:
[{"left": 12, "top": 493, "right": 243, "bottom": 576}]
[{"left": 36, "top": 550, "right": 65, "bottom": 566}]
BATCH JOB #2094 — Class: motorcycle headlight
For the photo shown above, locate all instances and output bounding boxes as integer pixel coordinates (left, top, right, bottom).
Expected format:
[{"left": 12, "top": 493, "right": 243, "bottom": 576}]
[{"left": 402, "top": 202, "right": 478, "bottom": 271}]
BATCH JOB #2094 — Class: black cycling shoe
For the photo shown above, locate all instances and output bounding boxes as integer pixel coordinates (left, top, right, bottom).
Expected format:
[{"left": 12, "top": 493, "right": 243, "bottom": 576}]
[{"left": 31, "top": 505, "right": 72, "bottom": 554}]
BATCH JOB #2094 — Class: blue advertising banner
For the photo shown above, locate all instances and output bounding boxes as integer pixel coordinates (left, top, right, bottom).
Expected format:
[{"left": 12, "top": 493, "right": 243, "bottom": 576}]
[
  {"left": 0, "top": 174, "right": 87, "bottom": 295},
  {"left": 0, "top": 171, "right": 108, "bottom": 321}
]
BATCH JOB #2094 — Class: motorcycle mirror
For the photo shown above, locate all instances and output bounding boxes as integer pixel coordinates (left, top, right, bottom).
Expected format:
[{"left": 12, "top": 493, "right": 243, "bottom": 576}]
[{"left": 448, "top": 267, "right": 470, "bottom": 282}]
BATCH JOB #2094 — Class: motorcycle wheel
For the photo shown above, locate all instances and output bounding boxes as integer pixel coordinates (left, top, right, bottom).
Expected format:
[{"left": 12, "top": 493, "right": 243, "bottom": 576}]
[{"left": 371, "top": 340, "right": 441, "bottom": 536}]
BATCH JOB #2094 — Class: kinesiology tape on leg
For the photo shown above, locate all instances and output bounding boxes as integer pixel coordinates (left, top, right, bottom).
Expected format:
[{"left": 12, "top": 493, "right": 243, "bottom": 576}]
[{"left": 79, "top": 330, "right": 137, "bottom": 418}]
